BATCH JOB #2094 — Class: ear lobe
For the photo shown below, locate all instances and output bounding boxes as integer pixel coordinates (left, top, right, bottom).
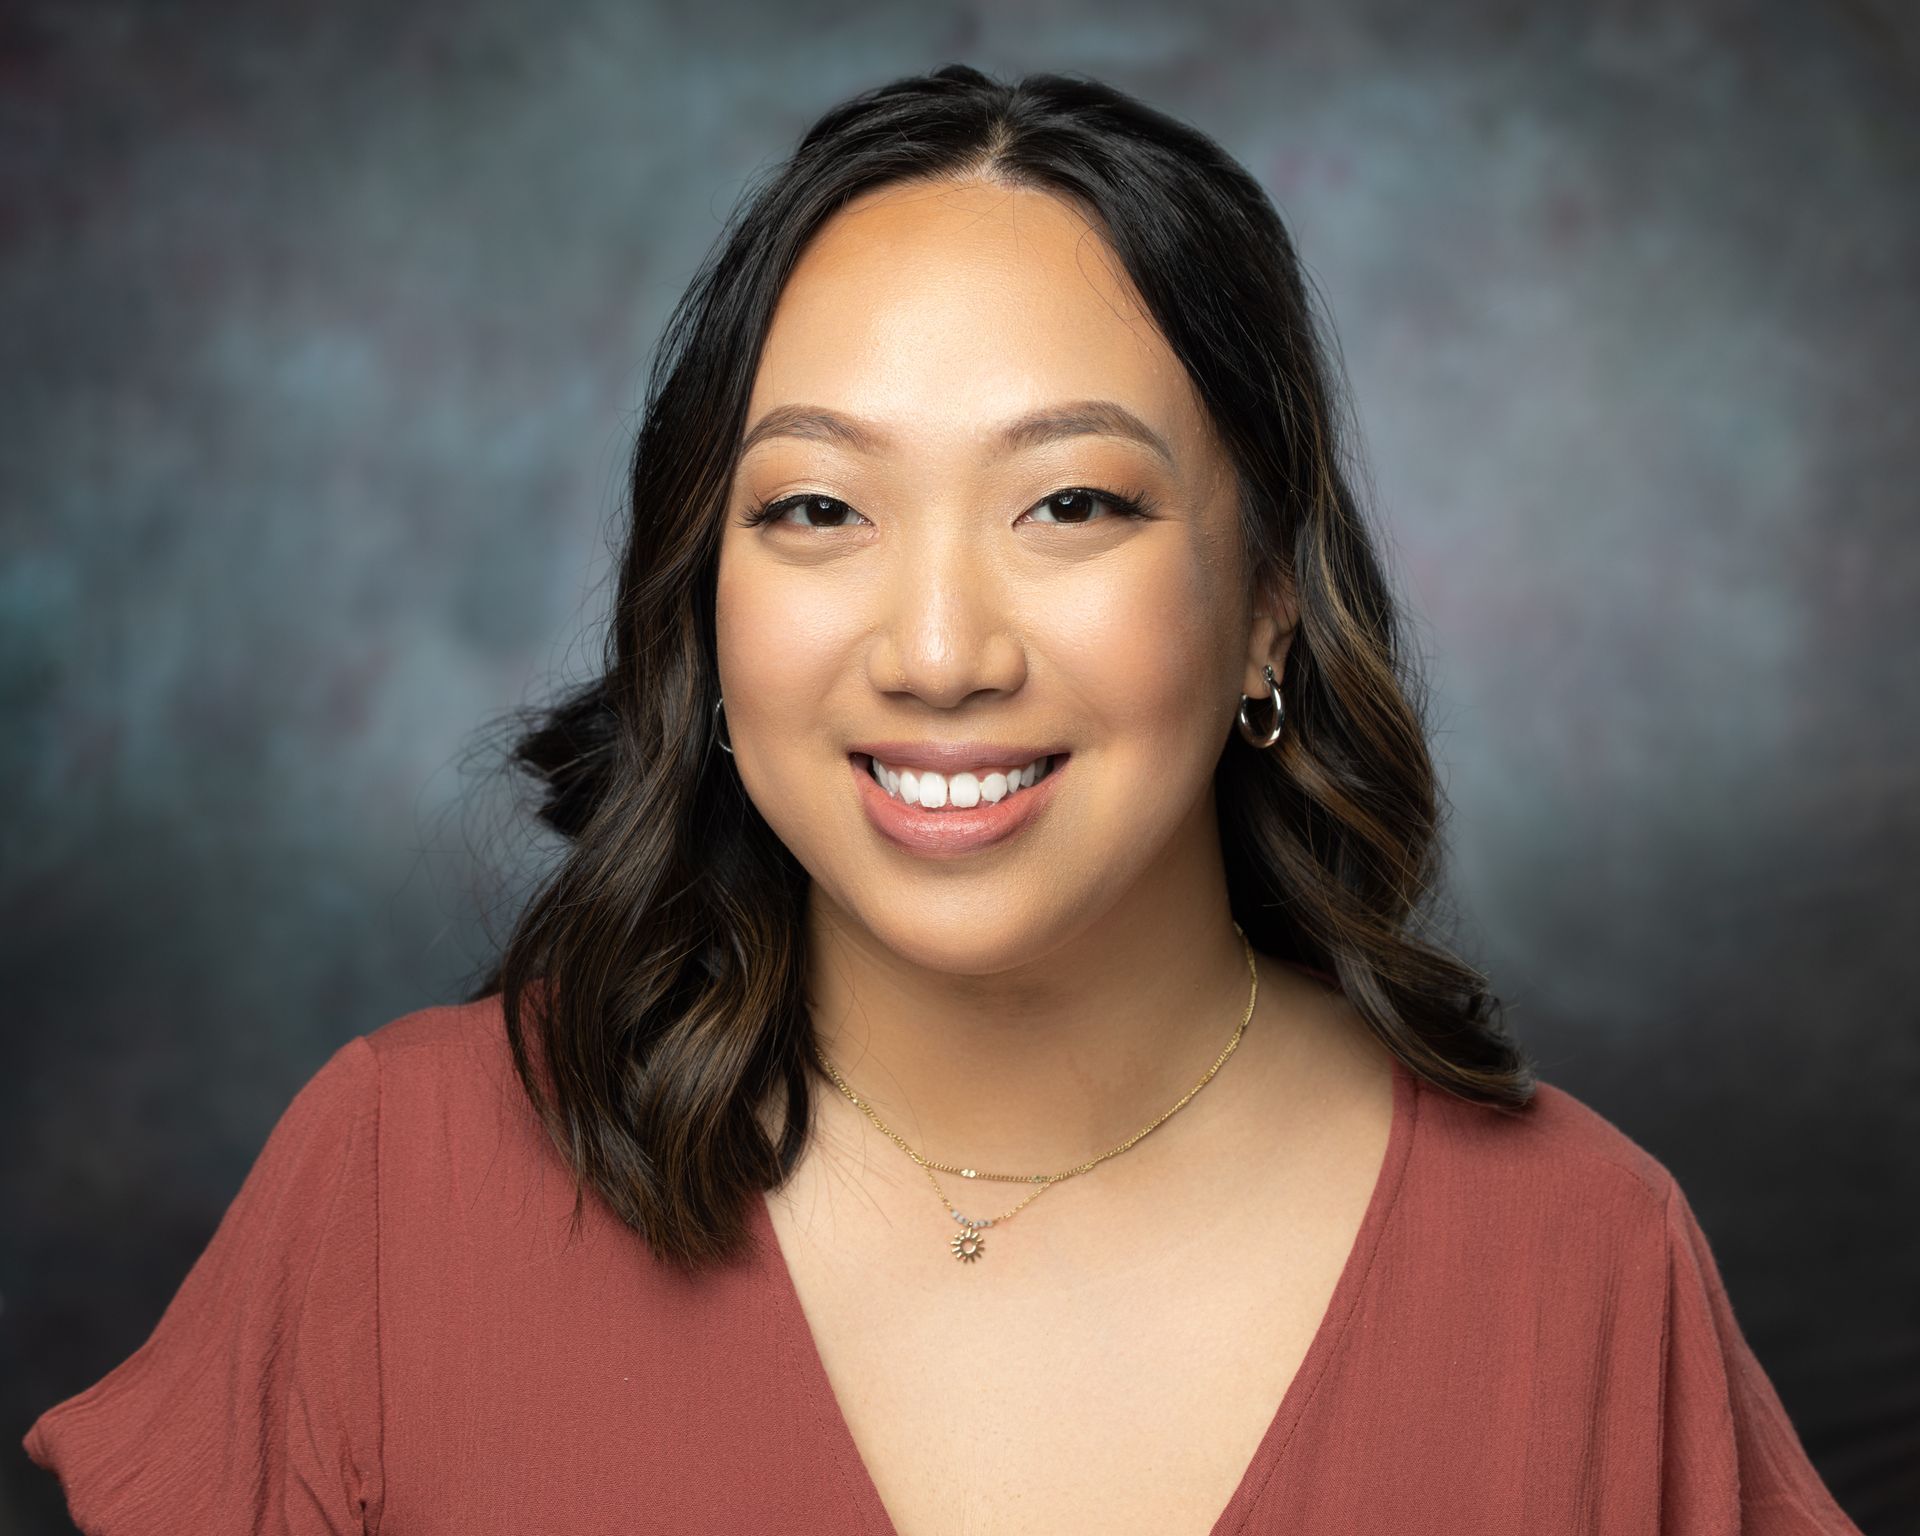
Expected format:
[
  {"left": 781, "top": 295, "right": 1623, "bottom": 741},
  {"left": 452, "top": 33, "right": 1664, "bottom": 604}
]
[{"left": 1245, "top": 572, "right": 1299, "bottom": 686}]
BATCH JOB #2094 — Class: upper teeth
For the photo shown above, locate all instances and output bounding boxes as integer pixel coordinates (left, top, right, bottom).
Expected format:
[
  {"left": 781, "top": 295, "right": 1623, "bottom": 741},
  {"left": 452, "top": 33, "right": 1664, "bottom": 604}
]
[{"left": 868, "top": 755, "right": 1052, "bottom": 808}]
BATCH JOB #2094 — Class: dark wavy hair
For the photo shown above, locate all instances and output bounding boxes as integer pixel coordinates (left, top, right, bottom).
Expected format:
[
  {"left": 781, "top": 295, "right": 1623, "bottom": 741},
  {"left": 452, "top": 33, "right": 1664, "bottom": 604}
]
[{"left": 460, "top": 63, "right": 1536, "bottom": 1278}]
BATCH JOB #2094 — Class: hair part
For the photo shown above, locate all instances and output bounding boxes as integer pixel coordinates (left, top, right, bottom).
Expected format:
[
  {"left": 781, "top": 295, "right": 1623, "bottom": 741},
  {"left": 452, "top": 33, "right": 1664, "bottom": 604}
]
[{"left": 459, "top": 63, "right": 1536, "bottom": 1278}]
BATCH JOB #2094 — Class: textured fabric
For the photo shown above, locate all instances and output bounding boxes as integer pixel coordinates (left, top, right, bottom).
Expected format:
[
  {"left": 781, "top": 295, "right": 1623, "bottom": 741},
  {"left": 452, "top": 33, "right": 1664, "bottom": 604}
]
[{"left": 24, "top": 991, "right": 1863, "bottom": 1534}]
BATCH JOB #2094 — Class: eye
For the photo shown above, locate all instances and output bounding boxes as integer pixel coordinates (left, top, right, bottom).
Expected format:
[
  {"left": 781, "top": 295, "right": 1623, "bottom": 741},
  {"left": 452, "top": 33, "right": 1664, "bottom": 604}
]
[
  {"left": 1024, "top": 487, "right": 1155, "bottom": 526},
  {"left": 737, "top": 484, "right": 1157, "bottom": 532},
  {"left": 738, "top": 493, "right": 867, "bottom": 530}
]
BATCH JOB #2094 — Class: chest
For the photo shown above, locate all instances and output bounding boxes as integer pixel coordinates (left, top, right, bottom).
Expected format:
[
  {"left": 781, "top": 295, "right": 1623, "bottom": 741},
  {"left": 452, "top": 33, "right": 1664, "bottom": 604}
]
[{"left": 759, "top": 1115, "right": 1389, "bottom": 1536}]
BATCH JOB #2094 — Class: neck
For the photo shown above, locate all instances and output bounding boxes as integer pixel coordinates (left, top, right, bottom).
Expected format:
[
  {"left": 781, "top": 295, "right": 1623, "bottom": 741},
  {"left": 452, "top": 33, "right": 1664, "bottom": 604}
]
[{"left": 799, "top": 883, "right": 1266, "bottom": 1192}]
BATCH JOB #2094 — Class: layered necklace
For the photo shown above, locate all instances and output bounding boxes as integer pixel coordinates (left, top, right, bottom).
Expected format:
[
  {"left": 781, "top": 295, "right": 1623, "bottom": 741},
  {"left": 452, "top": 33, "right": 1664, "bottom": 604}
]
[{"left": 810, "top": 922, "right": 1258, "bottom": 1264}]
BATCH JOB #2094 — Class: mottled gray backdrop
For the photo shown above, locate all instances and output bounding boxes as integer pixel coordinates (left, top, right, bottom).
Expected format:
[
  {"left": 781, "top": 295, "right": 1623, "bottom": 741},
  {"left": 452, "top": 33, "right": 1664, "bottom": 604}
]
[{"left": 4, "top": 2, "right": 1915, "bottom": 1530}]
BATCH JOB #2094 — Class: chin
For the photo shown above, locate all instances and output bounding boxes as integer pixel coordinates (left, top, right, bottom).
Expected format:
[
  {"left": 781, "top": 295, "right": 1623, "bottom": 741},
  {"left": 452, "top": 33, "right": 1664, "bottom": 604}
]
[{"left": 845, "top": 901, "right": 1086, "bottom": 978}]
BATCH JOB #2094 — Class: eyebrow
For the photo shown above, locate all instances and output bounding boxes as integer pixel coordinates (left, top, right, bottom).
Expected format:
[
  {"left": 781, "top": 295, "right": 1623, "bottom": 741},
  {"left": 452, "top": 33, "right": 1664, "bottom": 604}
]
[{"left": 737, "top": 398, "right": 1177, "bottom": 470}]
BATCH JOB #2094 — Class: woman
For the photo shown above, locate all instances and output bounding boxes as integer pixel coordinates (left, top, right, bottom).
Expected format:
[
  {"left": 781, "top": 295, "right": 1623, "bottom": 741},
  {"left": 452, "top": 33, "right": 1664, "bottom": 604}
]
[{"left": 25, "top": 64, "right": 1861, "bottom": 1534}]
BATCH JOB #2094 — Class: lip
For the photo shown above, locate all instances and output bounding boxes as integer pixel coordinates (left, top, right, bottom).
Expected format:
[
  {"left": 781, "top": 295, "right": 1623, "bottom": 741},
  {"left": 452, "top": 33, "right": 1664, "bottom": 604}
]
[{"left": 850, "top": 751, "right": 1067, "bottom": 859}]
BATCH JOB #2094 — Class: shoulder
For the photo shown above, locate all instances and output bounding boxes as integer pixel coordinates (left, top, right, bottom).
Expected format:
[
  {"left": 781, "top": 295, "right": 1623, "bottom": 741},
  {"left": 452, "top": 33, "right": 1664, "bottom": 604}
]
[
  {"left": 356, "top": 990, "right": 526, "bottom": 1104},
  {"left": 351, "top": 991, "right": 564, "bottom": 1191},
  {"left": 1400, "top": 1065, "right": 1681, "bottom": 1252},
  {"left": 361, "top": 988, "right": 514, "bottom": 1064},
  {"left": 1265, "top": 954, "right": 1678, "bottom": 1223}
]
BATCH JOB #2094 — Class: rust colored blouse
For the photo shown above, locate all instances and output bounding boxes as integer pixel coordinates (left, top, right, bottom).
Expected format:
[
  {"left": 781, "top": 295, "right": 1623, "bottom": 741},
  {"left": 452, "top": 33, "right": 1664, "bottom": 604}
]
[{"left": 25, "top": 992, "right": 1862, "bottom": 1533}]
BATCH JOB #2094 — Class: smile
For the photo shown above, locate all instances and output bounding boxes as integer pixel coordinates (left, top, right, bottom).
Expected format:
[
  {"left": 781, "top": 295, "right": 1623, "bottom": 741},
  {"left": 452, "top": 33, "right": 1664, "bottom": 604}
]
[
  {"left": 864, "top": 753, "right": 1057, "bottom": 809},
  {"left": 850, "top": 752, "right": 1069, "bottom": 858}
]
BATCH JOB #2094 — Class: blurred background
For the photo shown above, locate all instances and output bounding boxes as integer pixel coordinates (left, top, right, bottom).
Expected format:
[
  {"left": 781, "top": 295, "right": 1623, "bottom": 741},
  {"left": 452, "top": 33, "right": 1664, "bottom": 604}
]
[{"left": 4, "top": 2, "right": 1915, "bottom": 1530}]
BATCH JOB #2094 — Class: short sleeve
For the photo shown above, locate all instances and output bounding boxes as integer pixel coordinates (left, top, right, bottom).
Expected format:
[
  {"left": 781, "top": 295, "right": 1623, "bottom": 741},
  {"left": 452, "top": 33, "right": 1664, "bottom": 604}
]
[
  {"left": 23, "top": 1035, "right": 385, "bottom": 1535},
  {"left": 1658, "top": 1174, "right": 1861, "bottom": 1533}
]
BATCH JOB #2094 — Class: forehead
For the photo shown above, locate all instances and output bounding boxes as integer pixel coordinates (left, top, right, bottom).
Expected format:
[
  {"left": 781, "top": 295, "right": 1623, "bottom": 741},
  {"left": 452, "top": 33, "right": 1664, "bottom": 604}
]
[{"left": 743, "top": 177, "right": 1211, "bottom": 467}]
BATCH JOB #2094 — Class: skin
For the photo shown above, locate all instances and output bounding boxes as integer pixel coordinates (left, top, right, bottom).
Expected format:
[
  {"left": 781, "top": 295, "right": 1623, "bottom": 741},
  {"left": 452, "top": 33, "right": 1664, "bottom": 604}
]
[{"left": 714, "top": 174, "right": 1331, "bottom": 1257}]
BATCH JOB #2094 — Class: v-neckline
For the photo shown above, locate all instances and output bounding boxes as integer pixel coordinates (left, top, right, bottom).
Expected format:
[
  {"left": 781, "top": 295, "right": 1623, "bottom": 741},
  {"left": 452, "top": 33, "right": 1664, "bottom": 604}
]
[{"left": 750, "top": 1049, "right": 1420, "bottom": 1535}]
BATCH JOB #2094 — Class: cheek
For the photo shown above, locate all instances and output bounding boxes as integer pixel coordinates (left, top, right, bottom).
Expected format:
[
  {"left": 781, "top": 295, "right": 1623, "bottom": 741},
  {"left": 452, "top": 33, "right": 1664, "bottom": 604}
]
[
  {"left": 713, "top": 555, "right": 862, "bottom": 811},
  {"left": 715, "top": 560, "right": 852, "bottom": 713},
  {"left": 1039, "top": 551, "right": 1236, "bottom": 761}
]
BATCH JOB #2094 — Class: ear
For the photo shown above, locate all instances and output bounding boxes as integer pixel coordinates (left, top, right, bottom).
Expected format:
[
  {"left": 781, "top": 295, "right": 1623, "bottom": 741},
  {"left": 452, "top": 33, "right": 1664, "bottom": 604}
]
[{"left": 1243, "top": 567, "right": 1299, "bottom": 697}]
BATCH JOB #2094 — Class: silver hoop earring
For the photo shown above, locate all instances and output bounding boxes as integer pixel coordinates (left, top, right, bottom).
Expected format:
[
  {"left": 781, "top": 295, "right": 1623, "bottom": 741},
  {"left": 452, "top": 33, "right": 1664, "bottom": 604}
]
[
  {"left": 712, "top": 696, "right": 734, "bottom": 756},
  {"left": 1236, "top": 663, "right": 1283, "bottom": 749}
]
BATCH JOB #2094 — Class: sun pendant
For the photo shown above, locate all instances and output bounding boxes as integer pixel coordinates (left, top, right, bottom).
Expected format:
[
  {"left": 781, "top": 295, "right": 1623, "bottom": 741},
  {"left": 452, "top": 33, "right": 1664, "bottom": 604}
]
[{"left": 949, "top": 1227, "right": 986, "bottom": 1263}]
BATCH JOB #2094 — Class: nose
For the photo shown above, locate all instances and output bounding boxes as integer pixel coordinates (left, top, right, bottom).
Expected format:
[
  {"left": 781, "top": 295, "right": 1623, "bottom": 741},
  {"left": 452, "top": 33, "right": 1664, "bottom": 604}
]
[{"left": 868, "top": 518, "right": 1027, "bottom": 707}]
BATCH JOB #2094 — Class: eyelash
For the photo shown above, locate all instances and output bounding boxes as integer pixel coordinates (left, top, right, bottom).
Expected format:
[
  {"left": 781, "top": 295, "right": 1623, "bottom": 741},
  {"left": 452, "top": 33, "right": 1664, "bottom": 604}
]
[{"left": 737, "top": 485, "right": 1159, "bottom": 531}]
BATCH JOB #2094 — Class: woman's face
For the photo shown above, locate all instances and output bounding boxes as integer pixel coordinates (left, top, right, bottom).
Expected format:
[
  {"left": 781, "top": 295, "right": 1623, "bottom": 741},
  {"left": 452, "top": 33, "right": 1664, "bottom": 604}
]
[{"left": 715, "top": 176, "right": 1289, "bottom": 972}]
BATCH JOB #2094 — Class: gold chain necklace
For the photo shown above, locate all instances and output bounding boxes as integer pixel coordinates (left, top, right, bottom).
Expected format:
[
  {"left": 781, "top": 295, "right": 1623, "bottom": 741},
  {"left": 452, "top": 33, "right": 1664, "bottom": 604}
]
[{"left": 810, "top": 921, "right": 1259, "bottom": 1264}]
